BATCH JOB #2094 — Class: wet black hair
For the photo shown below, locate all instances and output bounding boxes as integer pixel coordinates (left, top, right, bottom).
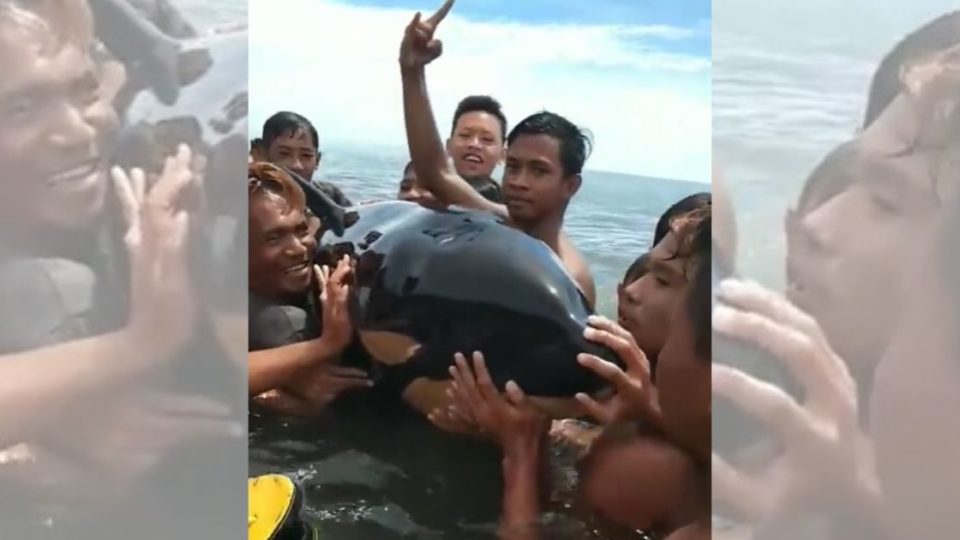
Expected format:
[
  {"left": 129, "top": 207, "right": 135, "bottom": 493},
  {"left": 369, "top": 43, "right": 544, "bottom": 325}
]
[
  {"left": 864, "top": 11, "right": 960, "bottom": 128},
  {"left": 654, "top": 192, "right": 712, "bottom": 247},
  {"left": 507, "top": 111, "right": 593, "bottom": 177},
  {"left": 262, "top": 111, "right": 320, "bottom": 151},
  {"left": 452, "top": 95, "right": 508, "bottom": 142},
  {"left": 622, "top": 252, "right": 651, "bottom": 286},
  {"left": 403, "top": 161, "right": 416, "bottom": 175}
]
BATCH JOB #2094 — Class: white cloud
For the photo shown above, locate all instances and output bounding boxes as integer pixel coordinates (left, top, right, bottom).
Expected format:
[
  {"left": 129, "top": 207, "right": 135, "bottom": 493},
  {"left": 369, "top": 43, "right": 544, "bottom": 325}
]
[{"left": 250, "top": 0, "right": 710, "bottom": 182}]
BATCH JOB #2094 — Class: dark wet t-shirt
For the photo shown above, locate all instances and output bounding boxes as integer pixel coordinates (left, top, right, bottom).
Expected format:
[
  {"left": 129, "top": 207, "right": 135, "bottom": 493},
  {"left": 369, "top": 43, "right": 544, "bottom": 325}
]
[{"left": 248, "top": 291, "right": 321, "bottom": 352}]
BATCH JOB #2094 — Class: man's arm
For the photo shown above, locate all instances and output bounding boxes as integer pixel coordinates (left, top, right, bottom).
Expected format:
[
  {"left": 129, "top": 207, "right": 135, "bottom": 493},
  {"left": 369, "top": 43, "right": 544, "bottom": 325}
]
[
  {"left": 0, "top": 330, "right": 165, "bottom": 449},
  {"left": 499, "top": 447, "right": 544, "bottom": 540},
  {"left": 401, "top": 66, "right": 506, "bottom": 216},
  {"left": 248, "top": 339, "right": 337, "bottom": 396}
]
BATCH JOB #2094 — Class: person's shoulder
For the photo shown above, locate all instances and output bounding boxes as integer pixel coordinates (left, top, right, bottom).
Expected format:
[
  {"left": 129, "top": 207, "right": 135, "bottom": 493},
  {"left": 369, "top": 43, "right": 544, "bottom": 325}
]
[
  {"left": 249, "top": 297, "right": 313, "bottom": 350},
  {"left": 557, "top": 236, "right": 596, "bottom": 304},
  {"left": 0, "top": 258, "right": 98, "bottom": 350}
]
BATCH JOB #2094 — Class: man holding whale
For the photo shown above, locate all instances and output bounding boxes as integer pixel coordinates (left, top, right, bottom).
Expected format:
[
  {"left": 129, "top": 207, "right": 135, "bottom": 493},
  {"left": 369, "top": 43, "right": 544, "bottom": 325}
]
[
  {"left": 399, "top": 0, "right": 597, "bottom": 307},
  {"left": 247, "top": 162, "right": 372, "bottom": 416}
]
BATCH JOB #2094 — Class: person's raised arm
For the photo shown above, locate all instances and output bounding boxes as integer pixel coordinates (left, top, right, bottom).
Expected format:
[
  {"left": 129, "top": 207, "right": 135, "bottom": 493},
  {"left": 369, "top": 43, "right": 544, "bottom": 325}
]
[
  {"left": 399, "top": 0, "right": 507, "bottom": 217},
  {"left": 249, "top": 258, "right": 356, "bottom": 396}
]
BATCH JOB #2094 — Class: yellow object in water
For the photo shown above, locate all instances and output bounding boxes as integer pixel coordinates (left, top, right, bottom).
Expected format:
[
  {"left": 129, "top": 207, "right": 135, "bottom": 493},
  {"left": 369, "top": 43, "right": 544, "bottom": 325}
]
[{"left": 249, "top": 474, "right": 316, "bottom": 540}]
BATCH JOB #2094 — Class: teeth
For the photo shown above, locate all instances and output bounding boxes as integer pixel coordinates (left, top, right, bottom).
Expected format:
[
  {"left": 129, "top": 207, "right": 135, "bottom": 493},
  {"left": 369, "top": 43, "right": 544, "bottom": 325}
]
[
  {"left": 285, "top": 263, "right": 308, "bottom": 274},
  {"left": 49, "top": 161, "right": 97, "bottom": 186}
]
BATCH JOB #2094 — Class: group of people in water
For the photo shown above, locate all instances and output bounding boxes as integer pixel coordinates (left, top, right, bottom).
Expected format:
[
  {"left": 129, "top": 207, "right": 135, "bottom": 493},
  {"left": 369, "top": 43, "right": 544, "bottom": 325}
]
[
  {"left": 248, "top": 1, "right": 712, "bottom": 538},
  {"left": 0, "top": 0, "right": 957, "bottom": 537}
]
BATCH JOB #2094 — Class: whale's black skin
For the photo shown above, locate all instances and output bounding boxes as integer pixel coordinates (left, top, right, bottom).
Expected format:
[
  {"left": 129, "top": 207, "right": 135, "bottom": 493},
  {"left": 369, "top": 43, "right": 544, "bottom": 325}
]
[
  {"left": 283, "top": 167, "right": 622, "bottom": 398},
  {"left": 90, "top": 0, "right": 183, "bottom": 105}
]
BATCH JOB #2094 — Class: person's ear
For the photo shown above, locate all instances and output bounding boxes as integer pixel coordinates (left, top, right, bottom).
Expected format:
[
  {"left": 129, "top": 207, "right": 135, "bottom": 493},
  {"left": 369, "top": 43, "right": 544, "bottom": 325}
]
[{"left": 563, "top": 174, "right": 582, "bottom": 198}]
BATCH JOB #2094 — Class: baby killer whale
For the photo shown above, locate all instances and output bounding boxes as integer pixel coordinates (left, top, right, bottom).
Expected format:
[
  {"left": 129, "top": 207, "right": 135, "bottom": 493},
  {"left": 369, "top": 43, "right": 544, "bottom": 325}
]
[{"left": 284, "top": 166, "right": 624, "bottom": 417}]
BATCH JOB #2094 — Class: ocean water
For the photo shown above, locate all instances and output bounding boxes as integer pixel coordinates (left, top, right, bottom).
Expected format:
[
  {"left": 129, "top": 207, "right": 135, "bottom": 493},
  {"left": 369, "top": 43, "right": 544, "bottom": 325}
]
[
  {"left": 248, "top": 141, "right": 707, "bottom": 539},
  {"left": 314, "top": 142, "right": 708, "bottom": 317},
  {"left": 714, "top": 0, "right": 958, "bottom": 287}
]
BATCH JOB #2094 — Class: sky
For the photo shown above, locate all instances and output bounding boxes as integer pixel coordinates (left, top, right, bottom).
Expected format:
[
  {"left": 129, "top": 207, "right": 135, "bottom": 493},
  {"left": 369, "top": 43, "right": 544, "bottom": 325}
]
[{"left": 250, "top": 0, "right": 711, "bottom": 183}]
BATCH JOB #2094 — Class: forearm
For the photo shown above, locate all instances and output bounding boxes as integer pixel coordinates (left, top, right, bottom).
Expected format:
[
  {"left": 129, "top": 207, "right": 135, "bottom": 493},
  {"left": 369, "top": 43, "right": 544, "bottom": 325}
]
[
  {"left": 248, "top": 338, "right": 335, "bottom": 396},
  {"left": 0, "top": 330, "right": 156, "bottom": 446},
  {"left": 401, "top": 66, "right": 454, "bottom": 189},
  {"left": 499, "top": 443, "right": 545, "bottom": 540}
]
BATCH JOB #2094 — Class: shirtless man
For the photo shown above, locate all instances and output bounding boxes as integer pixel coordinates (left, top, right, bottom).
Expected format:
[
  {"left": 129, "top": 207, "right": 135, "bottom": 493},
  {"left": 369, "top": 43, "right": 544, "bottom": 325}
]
[{"left": 398, "top": 0, "right": 596, "bottom": 306}]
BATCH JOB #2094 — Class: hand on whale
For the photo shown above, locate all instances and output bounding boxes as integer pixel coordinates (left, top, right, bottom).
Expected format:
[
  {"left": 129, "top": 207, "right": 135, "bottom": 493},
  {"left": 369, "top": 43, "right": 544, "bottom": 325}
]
[
  {"left": 576, "top": 316, "right": 661, "bottom": 429},
  {"left": 438, "top": 351, "right": 549, "bottom": 451},
  {"left": 399, "top": 0, "right": 454, "bottom": 69}
]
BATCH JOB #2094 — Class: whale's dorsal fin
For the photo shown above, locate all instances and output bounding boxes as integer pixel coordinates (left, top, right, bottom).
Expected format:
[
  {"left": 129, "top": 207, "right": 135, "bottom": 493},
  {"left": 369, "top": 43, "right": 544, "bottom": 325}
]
[{"left": 279, "top": 166, "right": 347, "bottom": 236}]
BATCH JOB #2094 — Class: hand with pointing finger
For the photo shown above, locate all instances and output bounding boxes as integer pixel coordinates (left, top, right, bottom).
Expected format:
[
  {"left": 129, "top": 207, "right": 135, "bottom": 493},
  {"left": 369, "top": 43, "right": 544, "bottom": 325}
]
[{"left": 399, "top": 0, "right": 455, "bottom": 70}]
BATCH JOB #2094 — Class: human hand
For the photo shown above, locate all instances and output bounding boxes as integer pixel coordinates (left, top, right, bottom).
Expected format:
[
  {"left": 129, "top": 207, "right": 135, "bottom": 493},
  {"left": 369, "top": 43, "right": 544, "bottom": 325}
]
[
  {"left": 399, "top": 0, "right": 454, "bottom": 70},
  {"left": 113, "top": 144, "right": 203, "bottom": 359},
  {"left": 446, "top": 352, "right": 549, "bottom": 457},
  {"left": 317, "top": 256, "right": 354, "bottom": 354},
  {"left": 576, "top": 315, "right": 660, "bottom": 427}
]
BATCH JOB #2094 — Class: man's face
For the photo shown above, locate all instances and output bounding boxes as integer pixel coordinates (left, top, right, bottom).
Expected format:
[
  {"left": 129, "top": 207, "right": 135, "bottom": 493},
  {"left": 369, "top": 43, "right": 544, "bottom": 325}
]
[
  {"left": 266, "top": 128, "right": 318, "bottom": 181},
  {"left": 248, "top": 194, "right": 316, "bottom": 299},
  {"left": 501, "top": 134, "right": 578, "bottom": 224},
  {"left": 0, "top": 21, "right": 119, "bottom": 232},
  {"left": 626, "top": 232, "right": 688, "bottom": 358},
  {"left": 446, "top": 111, "right": 504, "bottom": 178}
]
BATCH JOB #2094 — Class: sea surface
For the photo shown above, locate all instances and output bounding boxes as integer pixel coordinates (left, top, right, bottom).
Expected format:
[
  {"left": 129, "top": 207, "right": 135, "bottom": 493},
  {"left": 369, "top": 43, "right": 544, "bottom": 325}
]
[
  {"left": 713, "top": 0, "right": 958, "bottom": 287},
  {"left": 249, "top": 141, "right": 706, "bottom": 539}
]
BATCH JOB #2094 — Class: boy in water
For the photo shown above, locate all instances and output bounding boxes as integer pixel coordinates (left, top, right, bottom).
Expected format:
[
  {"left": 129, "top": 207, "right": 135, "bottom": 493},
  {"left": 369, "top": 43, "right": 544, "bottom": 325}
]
[
  {"left": 260, "top": 111, "right": 353, "bottom": 206},
  {"left": 399, "top": 0, "right": 596, "bottom": 306}
]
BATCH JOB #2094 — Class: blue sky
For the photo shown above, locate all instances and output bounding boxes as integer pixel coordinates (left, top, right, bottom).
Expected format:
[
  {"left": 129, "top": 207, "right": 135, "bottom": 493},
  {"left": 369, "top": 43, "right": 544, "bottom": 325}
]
[{"left": 250, "top": 0, "right": 710, "bottom": 182}]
